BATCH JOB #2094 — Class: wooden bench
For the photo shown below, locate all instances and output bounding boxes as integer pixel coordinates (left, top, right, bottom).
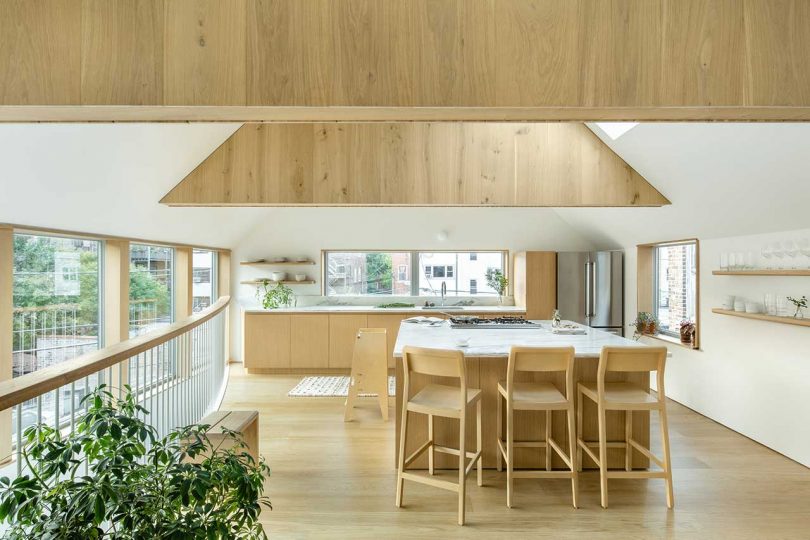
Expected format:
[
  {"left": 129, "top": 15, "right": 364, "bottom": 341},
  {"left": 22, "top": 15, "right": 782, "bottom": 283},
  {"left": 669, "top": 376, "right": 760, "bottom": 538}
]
[{"left": 195, "top": 410, "right": 259, "bottom": 462}]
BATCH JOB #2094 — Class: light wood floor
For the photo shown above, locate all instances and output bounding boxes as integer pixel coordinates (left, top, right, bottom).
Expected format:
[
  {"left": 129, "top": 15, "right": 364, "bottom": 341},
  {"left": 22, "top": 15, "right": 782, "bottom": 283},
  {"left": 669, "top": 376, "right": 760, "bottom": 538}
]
[{"left": 222, "top": 365, "right": 810, "bottom": 539}]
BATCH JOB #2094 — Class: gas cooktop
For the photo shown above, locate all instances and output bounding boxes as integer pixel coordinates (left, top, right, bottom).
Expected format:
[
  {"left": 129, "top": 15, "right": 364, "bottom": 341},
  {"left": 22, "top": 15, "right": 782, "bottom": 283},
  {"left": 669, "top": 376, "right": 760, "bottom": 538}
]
[{"left": 448, "top": 316, "right": 541, "bottom": 329}]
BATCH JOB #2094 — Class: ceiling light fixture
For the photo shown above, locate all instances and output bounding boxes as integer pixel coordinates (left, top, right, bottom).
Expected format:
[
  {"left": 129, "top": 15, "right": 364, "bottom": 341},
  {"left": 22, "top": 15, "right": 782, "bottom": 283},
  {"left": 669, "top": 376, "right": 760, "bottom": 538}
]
[{"left": 594, "top": 122, "right": 639, "bottom": 140}]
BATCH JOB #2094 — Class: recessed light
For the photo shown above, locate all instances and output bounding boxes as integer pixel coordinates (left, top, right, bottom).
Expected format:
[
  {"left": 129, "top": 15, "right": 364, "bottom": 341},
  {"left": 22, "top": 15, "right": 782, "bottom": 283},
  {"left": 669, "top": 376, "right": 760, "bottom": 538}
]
[{"left": 594, "top": 122, "right": 639, "bottom": 140}]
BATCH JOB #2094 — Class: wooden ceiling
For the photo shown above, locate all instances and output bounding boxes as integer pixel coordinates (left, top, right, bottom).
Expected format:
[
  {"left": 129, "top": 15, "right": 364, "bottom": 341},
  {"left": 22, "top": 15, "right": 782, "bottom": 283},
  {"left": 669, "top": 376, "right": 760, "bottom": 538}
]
[
  {"left": 0, "top": 0, "right": 809, "bottom": 121},
  {"left": 160, "top": 122, "right": 670, "bottom": 207}
]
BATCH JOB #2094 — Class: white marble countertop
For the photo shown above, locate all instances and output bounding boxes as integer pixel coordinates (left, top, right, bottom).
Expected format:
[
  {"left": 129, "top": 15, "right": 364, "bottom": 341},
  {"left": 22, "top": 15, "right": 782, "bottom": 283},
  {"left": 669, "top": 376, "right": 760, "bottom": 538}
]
[
  {"left": 393, "top": 320, "right": 645, "bottom": 358},
  {"left": 242, "top": 305, "right": 526, "bottom": 314}
]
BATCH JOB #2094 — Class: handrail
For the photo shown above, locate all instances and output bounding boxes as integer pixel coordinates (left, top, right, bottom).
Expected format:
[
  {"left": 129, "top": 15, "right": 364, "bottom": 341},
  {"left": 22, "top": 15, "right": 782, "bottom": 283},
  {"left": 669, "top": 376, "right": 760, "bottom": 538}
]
[{"left": 0, "top": 296, "right": 230, "bottom": 412}]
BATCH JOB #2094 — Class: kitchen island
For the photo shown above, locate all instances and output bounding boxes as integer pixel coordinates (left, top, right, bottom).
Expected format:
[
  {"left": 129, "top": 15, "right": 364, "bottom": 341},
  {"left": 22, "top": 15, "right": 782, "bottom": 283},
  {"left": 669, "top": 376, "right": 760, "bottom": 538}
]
[{"left": 393, "top": 320, "right": 653, "bottom": 470}]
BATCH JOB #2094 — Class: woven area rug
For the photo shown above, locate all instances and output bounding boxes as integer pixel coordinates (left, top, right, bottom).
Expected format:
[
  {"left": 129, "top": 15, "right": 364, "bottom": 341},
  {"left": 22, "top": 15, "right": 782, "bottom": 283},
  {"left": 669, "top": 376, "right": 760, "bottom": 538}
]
[{"left": 288, "top": 375, "right": 396, "bottom": 398}]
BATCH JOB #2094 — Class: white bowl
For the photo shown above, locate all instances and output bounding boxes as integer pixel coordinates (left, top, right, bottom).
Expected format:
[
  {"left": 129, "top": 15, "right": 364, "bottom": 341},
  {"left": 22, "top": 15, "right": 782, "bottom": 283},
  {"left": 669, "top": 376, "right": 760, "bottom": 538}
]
[
  {"left": 734, "top": 300, "right": 746, "bottom": 312},
  {"left": 746, "top": 302, "right": 763, "bottom": 314},
  {"left": 294, "top": 274, "right": 307, "bottom": 282},
  {"left": 454, "top": 337, "right": 470, "bottom": 348},
  {"left": 271, "top": 271, "right": 287, "bottom": 281}
]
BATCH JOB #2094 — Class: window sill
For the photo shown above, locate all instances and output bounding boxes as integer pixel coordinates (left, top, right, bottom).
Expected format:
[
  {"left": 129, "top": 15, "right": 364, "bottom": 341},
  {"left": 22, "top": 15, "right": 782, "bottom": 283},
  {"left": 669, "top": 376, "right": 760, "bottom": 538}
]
[{"left": 640, "top": 333, "right": 701, "bottom": 351}]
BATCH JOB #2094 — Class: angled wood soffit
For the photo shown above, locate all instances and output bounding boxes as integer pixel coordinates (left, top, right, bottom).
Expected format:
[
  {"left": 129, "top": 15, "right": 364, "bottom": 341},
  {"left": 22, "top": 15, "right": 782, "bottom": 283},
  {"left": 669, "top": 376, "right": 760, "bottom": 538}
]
[{"left": 160, "top": 123, "right": 670, "bottom": 207}]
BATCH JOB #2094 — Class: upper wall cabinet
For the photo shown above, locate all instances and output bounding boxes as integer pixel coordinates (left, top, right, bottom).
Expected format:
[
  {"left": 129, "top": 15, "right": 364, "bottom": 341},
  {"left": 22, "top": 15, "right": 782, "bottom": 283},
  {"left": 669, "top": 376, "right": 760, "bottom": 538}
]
[{"left": 2, "top": 0, "right": 810, "bottom": 115}]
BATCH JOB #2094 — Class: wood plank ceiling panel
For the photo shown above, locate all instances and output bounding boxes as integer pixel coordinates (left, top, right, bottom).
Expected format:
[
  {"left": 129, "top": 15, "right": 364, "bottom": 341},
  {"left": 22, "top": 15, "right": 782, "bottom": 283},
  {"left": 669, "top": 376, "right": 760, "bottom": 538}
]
[{"left": 161, "top": 122, "right": 670, "bottom": 207}]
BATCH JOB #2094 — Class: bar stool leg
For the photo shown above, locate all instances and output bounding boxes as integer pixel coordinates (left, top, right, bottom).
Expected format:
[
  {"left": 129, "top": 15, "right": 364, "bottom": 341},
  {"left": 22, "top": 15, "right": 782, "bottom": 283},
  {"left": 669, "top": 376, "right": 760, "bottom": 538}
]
[
  {"left": 659, "top": 405, "right": 675, "bottom": 509},
  {"left": 625, "top": 410, "right": 633, "bottom": 472},
  {"left": 476, "top": 399, "right": 483, "bottom": 487},
  {"left": 566, "top": 405, "right": 579, "bottom": 509},
  {"left": 428, "top": 414, "right": 434, "bottom": 476},
  {"left": 598, "top": 404, "right": 608, "bottom": 509},
  {"left": 576, "top": 389, "right": 583, "bottom": 472},
  {"left": 496, "top": 394, "right": 503, "bottom": 472},
  {"left": 545, "top": 410, "right": 552, "bottom": 471},
  {"left": 396, "top": 409, "right": 410, "bottom": 507},
  {"left": 506, "top": 405, "right": 514, "bottom": 508},
  {"left": 458, "top": 409, "right": 467, "bottom": 525}
]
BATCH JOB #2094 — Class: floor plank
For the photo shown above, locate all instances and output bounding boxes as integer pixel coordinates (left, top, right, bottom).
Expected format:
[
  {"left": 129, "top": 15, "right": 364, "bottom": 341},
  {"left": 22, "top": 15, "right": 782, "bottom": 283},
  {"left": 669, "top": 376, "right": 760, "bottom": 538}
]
[{"left": 221, "top": 365, "right": 810, "bottom": 539}]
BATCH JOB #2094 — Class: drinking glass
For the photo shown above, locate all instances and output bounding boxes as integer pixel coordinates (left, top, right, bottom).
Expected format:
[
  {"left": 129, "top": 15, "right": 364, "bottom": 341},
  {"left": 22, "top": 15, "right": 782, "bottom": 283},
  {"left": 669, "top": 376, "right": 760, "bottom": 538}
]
[
  {"left": 720, "top": 252, "right": 729, "bottom": 270},
  {"left": 746, "top": 251, "right": 755, "bottom": 270},
  {"left": 798, "top": 238, "right": 810, "bottom": 269},
  {"left": 764, "top": 293, "right": 777, "bottom": 316},
  {"left": 728, "top": 252, "right": 736, "bottom": 270}
]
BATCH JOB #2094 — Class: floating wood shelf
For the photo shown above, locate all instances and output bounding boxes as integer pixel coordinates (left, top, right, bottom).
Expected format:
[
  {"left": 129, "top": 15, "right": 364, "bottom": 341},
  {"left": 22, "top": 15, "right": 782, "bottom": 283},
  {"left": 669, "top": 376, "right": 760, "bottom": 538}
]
[
  {"left": 241, "top": 260, "right": 316, "bottom": 266},
  {"left": 712, "top": 269, "right": 810, "bottom": 276},
  {"left": 241, "top": 280, "right": 316, "bottom": 285},
  {"left": 712, "top": 308, "right": 810, "bottom": 328}
]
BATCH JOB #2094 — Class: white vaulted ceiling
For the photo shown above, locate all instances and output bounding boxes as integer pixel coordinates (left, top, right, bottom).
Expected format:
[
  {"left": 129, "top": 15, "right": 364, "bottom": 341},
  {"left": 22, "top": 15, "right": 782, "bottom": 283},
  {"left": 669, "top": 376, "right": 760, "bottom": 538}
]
[{"left": 1, "top": 122, "right": 809, "bottom": 251}]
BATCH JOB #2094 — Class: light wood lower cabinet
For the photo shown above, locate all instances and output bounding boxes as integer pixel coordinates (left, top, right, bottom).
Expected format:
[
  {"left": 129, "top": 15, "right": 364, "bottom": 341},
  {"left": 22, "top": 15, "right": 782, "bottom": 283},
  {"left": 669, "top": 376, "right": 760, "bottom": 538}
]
[
  {"left": 328, "top": 314, "right": 368, "bottom": 368},
  {"left": 366, "top": 314, "right": 409, "bottom": 368},
  {"left": 243, "top": 313, "right": 290, "bottom": 370},
  {"left": 291, "top": 314, "right": 329, "bottom": 368}
]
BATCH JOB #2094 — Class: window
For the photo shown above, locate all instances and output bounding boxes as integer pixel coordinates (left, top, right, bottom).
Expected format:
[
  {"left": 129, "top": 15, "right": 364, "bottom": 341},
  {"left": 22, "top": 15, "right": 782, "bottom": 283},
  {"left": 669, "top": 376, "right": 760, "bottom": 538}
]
[
  {"left": 640, "top": 240, "right": 699, "bottom": 344},
  {"left": 324, "top": 251, "right": 506, "bottom": 297},
  {"left": 12, "top": 233, "right": 102, "bottom": 437},
  {"left": 192, "top": 249, "right": 217, "bottom": 312},
  {"left": 129, "top": 244, "right": 174, "bottom": 337}
]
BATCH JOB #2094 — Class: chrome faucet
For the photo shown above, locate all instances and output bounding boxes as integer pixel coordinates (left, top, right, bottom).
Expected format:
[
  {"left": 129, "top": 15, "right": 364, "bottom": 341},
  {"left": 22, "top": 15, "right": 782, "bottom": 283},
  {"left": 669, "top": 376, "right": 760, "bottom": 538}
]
[{"left": 441, "top": 282, "right": 447, "bottom": 307}]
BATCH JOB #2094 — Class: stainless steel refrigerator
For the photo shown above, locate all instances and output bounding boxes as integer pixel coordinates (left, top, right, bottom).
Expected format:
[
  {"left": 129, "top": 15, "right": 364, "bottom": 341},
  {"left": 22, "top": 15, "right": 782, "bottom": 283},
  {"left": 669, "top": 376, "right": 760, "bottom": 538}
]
[{"left": 556, "top": 251, "right": 624, "bottom": 336}]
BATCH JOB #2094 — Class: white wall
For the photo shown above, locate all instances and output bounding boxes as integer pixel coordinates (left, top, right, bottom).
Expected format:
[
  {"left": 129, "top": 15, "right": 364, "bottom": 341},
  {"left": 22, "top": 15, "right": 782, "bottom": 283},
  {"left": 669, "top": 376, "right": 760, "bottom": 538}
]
[
  {"left": 229, "top": 207, "right": 595, "bottom": 361},
  {"left": 625, "top": 229, "right": 810, "bottom": 467}
]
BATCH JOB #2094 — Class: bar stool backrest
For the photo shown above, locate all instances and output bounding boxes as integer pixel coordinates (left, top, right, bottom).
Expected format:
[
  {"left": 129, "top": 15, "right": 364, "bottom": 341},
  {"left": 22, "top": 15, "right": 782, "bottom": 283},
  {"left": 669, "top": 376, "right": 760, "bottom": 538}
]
[
  {"left": 507, "top": 346, "right": 575, "bottom": 400},
  {"left": 597, "top": 346, "right": 668, "bottom": 399},
  {"left": 402, "top": 346, "right": 467, "bottom": 404}
]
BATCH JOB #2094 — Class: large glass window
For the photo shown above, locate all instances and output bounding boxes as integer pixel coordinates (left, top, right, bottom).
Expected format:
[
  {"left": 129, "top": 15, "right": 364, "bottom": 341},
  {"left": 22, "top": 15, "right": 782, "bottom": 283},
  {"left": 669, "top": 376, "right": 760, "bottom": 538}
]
[
  {"left": 129, "top": 244, "right": 173, "bottom": 337},
  {"left": 192, "top": 249, "right": 217, "bottom": 312},
  {"left": 12, "top": 233, "right": 102, "bottom": 437},
  {"left": 653, "top": 242, "right": 697, "bottom": 337},
  {"left": 324, "top": 251, "right": 506, "bottom": 297}
]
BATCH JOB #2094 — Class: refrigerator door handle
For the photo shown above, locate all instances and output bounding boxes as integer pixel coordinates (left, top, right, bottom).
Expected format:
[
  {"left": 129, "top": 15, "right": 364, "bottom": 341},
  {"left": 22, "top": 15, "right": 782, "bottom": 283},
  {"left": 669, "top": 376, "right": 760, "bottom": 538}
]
[
  {"left": 584, "top": 261, "right": 592, "bottom": 320},
  {"left": 589, "top": 261, "right": 597, "bottom": 317}
]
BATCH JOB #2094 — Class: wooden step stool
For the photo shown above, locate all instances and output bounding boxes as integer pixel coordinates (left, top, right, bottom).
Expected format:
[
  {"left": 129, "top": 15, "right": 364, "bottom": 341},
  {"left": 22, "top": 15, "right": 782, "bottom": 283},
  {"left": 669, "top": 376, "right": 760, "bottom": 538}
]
[{"left": 344, "top": 328, "right": 390, "bottom": 421}]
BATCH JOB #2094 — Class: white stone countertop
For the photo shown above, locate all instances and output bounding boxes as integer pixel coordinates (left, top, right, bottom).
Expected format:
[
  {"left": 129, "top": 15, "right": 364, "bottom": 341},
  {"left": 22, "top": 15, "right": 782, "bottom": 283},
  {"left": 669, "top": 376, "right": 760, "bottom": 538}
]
[
  {"left": 242, "top": 305, "right": 527, "bottom": 314},
  {"left": 393, "top": 320, "right": 646, "bottom": 358}
]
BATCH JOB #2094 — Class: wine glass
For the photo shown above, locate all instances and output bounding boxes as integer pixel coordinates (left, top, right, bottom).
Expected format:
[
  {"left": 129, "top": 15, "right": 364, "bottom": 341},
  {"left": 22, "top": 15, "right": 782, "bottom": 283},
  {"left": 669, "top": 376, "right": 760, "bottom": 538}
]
[
  {"left": 784, "top": 239, "right": 799, "bottom": 269},
  {"left": 798, "top": 238, "right": 810, "bottom": 269},
  {"left": 761, "top": 244, "right": 773, "bottom": 269},
  {"left": 771, "top": 241, "right": 784, "bottom": 269}
]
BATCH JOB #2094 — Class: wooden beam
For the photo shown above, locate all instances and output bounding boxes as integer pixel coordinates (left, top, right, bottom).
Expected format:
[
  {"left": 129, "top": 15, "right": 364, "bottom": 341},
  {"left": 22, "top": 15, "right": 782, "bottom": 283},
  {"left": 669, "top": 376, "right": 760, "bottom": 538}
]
[
  {"left": 2, "top": 0, "right": 810, "bottom": 118},
  {"left": 0, "top": 226, "right": 12, "bottom": 462},
  {"left": 160, "top": 122, "right": 669, "bottom": 207},
  {"left": 217, "top": 251, "right": 231, "bottom": 364},
  {"left": 104, "top": 240, "right": 130, "bottom": 395},
  {"left": 174, "top": 247, "right": 193, "bottom": 320}
]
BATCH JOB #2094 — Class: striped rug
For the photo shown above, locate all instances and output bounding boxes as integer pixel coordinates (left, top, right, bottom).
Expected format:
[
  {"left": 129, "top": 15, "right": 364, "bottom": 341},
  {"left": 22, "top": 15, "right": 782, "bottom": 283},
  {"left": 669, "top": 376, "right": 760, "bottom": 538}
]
[{"left": 288, "top": 375, "right": 396, "bottom": 398}]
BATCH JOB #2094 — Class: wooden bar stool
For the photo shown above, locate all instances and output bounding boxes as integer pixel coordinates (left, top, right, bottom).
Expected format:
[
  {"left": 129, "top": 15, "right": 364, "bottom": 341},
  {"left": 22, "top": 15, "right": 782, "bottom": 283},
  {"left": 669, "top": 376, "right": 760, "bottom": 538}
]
[
  {"left": 496, "top": 346, "right": 578, "bottom": 509},
  {"left": 395, "top": 346, "right": 482, "bottom": 526},
  {"left": 576, "top": 346, "right": 673, "bottom": 509},
  {"left": 344, "top": 328, "right": 389, "bottom": 422}
]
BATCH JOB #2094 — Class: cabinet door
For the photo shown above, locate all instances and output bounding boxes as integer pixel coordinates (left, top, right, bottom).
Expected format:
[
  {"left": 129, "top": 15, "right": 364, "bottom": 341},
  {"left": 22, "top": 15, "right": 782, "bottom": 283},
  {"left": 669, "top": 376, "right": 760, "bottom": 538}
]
[
  {"left": 328, "top": 314, "right": 368, "bottom": 368},
  {"left": 366, "top": 314, "right": 408, "bottom": 368},
  {"left": 244, "top": 314, "right": 291, "bottom": 369},
  {"left": 291, "top": 314, "right": 329, "bottom": 368}
]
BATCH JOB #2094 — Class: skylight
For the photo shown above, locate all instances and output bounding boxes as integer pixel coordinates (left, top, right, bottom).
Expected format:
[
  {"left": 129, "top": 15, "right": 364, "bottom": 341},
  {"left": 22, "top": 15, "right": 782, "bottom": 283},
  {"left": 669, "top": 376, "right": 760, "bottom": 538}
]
[{"left": 594, "top": 122, "right": 639, "bottom": 140}]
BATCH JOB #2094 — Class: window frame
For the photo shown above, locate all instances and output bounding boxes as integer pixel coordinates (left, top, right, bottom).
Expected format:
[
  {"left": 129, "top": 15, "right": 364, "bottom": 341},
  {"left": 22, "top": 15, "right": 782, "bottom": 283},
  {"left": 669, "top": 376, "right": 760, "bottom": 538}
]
[
  {"left": 322, "top": 249, "right": 508, "bottom": 297},
  {"left": 638, "top": 239, "right": 700, "bottom": 349}
]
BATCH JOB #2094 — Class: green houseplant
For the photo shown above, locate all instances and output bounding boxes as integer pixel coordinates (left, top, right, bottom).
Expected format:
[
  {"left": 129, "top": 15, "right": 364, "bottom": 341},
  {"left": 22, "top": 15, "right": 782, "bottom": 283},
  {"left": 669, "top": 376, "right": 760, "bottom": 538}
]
[
  {"left": 0, "top": 386, "right": 271, "bottom": 539},
  {"left": 485, "top": 268, "right": 509, "bottom": 303},
  {"left": 632, "top": 311, "right": 659, "bottom": 339},
  {"left": 256, "top": 280, "right": 295, "bottom": 309}
]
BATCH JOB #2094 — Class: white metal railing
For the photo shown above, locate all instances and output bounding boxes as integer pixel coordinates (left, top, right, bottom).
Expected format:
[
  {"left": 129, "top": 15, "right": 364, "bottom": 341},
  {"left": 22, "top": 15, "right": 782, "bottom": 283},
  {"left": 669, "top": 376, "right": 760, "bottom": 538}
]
[{"left": 0, "top": 296, "right": 230, "bottom": 477}]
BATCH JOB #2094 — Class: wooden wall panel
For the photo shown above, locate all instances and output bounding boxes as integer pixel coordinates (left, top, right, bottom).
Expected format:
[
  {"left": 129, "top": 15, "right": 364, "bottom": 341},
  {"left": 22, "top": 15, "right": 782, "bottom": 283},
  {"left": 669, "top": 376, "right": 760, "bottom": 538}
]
[
  {"left": 0, "top": 226, "right": 13, "bottom": 462},
  {"left": 3, "top": 0, "right": 810, "bottom": 113},
  {"left": 0, "top": 0, "right": 81, "bottom": 105},
  {"left": 81, "top": 0, "right": 164, "bottom": 105},
  {"left": 161, "top": 122, "right": 670, "bottom": 207},
  {"left": 164, "top": 0, "right": 246, "bottom": 105}
]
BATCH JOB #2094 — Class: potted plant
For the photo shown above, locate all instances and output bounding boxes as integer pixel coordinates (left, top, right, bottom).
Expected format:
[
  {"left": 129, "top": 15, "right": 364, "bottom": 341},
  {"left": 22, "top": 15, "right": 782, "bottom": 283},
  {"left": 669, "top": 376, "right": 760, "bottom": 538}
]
[
  {"left": 679, "top": 320, "right": 696, "bottom": 344},
  {"left": 632, "top": 311, "right": 659, "bottom": 339},
  {"left": 256, "top": 280, "right": 295, "bottom": 309},
  {"left": 787, "top": 295, "right": 807, "bottom": 319},
  {"left": 0, "top": 386, "right": 271, "bottom": 539},
  {"left": 485, "top": 268, "right": 509, "bottom": 304}
]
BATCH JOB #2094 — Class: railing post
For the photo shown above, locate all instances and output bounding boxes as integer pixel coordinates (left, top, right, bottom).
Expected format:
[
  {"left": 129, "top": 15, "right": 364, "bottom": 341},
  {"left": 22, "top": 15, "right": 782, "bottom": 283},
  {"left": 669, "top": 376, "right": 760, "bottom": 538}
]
[
  {"left": 0, "top": 225, "right": 13, "bottom": 464},
  {"left": 104, "top": 240, "right": 130, "bottom": 396},
  {"left": 217, "top": 251, "right": 231, "bottom": 365}
]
